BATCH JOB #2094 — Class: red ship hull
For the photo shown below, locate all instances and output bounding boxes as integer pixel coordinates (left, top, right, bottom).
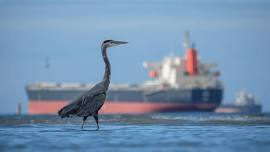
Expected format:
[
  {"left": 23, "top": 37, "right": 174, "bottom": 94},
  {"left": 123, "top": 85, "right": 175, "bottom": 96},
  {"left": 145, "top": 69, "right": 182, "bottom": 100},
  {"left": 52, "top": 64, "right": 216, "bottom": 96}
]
[{"left": 28, "top": 100, "right": 218, "bottom": 115}]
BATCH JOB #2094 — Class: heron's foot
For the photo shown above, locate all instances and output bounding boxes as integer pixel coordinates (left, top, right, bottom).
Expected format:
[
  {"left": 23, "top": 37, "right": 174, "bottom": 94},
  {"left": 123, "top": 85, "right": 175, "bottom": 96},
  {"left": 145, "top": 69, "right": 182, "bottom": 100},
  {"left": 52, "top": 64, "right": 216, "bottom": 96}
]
[{"left": 81, "top": 122, "right": 85, "bottom": 130}]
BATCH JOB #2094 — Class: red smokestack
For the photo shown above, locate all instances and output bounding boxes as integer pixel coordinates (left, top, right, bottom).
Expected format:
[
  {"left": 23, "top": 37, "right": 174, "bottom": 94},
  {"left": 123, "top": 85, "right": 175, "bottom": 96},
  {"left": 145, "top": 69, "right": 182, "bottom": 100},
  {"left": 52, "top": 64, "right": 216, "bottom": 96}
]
[{"left": 186, "top": 48, "right": 198, "bottom": 75}]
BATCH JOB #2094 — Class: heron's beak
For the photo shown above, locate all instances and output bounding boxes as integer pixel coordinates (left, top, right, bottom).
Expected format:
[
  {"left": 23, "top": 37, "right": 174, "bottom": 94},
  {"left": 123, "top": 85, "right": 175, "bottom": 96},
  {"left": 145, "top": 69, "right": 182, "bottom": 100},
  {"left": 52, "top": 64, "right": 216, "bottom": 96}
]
[{"left": 112, "top": 40, "right": 128, "bottom": 46}]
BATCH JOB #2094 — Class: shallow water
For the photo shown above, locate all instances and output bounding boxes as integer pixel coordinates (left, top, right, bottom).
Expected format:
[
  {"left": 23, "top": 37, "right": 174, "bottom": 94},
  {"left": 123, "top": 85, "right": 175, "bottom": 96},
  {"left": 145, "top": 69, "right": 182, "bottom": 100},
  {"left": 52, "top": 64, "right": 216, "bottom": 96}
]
[{"left": 0, "top": 113, "right": 270, "bottom": 152}]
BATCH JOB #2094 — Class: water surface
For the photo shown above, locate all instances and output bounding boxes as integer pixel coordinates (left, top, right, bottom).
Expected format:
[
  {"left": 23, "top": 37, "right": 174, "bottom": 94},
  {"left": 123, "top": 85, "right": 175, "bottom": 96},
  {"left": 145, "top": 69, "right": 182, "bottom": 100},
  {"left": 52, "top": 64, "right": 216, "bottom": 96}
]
[{"left": 0, "top": 113, "right": 269, "bottom": 152}]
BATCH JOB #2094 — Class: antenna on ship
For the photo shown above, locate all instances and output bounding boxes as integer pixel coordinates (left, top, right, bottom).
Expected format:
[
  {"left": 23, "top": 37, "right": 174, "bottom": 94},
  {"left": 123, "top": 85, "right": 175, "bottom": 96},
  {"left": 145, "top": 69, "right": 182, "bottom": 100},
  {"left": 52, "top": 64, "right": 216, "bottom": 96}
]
[
  {"left": 183, "top": 31, "right": 191, "bottom": 50},
  {"left": 41, "top": 56, "right": 50, "bottom": 82},
  {"left": 45, "top": 57, "right": 50, "bottom": 70}
]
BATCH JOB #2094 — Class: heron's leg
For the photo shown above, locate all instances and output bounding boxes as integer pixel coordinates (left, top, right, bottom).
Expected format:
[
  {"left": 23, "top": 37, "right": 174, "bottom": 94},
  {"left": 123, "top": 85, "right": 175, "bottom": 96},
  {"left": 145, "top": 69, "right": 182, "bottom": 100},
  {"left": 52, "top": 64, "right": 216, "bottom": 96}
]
[
  {"left": 81, "top": 116, "right": 88, "bottom": 130},
  {"left": 93, "top": 112, "right": 99, "bottom": 130}
]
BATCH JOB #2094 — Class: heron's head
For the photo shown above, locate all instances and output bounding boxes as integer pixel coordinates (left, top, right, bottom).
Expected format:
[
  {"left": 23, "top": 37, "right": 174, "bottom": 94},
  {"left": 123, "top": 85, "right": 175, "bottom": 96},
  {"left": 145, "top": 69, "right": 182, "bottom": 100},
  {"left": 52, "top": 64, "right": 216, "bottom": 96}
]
[{"left": 102, "top": 40, "right": 128, "bottom": 48}]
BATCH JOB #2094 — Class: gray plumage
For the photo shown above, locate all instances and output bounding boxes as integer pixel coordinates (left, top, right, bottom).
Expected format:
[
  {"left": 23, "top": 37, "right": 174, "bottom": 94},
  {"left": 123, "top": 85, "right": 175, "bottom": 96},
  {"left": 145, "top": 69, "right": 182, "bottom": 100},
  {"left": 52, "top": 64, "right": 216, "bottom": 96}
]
[{"left": 58, "top": 40, "right": 127, "bottom": 130}]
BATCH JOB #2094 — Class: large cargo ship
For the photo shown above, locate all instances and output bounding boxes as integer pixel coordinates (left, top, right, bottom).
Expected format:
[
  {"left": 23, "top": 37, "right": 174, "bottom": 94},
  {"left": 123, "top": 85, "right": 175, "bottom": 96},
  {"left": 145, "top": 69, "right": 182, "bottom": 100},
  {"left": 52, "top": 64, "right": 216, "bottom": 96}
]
[{"left": 25, "top": 33, "right": 223, "bottom": 114}]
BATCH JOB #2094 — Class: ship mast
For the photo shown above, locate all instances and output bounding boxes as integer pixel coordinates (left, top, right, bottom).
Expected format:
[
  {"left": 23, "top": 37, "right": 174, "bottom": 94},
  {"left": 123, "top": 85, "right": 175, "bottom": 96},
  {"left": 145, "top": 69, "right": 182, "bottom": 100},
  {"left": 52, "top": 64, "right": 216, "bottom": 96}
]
[{"left": 183, "top": 31, "right": 191, "bottom": 50}]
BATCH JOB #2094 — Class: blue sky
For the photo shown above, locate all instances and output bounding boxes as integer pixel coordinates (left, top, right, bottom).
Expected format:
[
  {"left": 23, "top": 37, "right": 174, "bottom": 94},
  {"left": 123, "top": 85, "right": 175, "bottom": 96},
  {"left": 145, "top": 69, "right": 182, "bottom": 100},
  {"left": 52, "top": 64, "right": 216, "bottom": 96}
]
[{"left": 1, "top": 0, "right": 270, "bottom": 113}]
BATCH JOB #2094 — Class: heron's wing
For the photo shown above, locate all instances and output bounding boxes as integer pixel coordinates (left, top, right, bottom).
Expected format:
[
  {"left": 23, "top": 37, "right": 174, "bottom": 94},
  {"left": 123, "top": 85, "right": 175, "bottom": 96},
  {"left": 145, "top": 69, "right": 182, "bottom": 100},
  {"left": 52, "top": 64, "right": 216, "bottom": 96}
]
[
  {"left": 58, "top": 82, "right": 106, "bottom": 117},
  {"left": 77, "top": 93, "right": 106, "bottom": 117}
]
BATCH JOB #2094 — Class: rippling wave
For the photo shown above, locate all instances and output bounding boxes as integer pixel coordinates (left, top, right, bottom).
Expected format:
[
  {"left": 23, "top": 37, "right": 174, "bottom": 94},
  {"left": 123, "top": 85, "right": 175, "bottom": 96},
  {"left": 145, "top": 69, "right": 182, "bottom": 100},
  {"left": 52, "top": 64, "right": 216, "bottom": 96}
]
[{"left": 0, "top": 113, "right": 270, "bottom": 126}]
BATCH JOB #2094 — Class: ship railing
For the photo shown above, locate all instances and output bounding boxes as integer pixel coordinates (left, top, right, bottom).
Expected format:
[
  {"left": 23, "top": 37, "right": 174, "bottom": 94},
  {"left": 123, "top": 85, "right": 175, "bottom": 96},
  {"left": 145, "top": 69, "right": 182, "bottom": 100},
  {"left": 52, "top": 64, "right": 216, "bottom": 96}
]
[{"left": 27, "top": 82, "right": 95, "bottom": 89}]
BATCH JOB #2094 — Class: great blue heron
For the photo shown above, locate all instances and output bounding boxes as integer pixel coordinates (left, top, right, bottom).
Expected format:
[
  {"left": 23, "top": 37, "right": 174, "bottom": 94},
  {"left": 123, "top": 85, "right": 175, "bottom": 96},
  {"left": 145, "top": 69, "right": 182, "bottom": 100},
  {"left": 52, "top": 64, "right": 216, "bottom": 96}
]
[{"left": 58, "top": 40, "right": 128, "bottom": 130}]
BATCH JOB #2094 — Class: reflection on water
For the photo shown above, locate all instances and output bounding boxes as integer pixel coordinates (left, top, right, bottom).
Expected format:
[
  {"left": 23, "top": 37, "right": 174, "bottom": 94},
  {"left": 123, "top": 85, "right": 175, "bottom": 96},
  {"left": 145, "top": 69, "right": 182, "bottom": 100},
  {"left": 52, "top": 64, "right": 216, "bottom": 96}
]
[{"left": 0, "top": 113, "right": 270, "bottom": 152}]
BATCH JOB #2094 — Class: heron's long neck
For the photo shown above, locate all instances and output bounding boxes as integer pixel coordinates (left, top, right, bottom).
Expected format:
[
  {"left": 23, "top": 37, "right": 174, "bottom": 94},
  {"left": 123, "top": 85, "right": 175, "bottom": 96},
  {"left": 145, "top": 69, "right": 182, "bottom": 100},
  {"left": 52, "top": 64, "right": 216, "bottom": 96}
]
[{"left": 101, "top": 46, "right": 111, "bottom": 89}]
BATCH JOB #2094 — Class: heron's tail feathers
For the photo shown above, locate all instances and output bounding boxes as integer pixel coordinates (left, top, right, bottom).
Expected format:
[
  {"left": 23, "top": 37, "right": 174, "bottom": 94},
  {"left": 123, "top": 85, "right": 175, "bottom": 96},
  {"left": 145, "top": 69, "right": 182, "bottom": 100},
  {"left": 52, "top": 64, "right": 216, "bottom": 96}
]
[
  {"left": 58, "top": 108, "right": 68, "bottom": 118},
  {"left": 58, "top": 102, "right": 79, "bottom": 118}
]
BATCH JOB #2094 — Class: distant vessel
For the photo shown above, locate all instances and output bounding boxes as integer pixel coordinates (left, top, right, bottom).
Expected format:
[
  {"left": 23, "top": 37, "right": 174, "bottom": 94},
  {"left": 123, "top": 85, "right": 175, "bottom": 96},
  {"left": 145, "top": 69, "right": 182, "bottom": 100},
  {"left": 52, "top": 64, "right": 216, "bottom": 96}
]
[
  {"left": 216, "top": 91, "right": 262, "bottom": 114},
  {"left": 25, "top": 32, "right": 223, "bottom": 114}
]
